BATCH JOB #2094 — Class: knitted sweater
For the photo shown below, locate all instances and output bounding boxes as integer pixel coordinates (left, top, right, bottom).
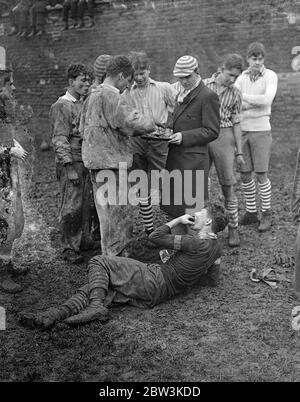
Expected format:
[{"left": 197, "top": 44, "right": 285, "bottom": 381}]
[{"left": 235, "top": 68, "right": 278, "bottom": 132}]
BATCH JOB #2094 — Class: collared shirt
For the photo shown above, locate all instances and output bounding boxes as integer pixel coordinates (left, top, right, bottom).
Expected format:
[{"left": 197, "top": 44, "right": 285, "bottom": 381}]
[
  {"left": 176, "top": 75, "right": 202, "bottom": 104},
  {"left": 49, "top": 90, "right": 83, "bottom": 164},
  {"left": 204, "top": 72, "right": 242, "bottom": 128},
  {"left": 244, "top": 65, "right": 266, "bottom": 82},
  {"left": 126, "top": 78, "right": 176, "bottom": 126}
]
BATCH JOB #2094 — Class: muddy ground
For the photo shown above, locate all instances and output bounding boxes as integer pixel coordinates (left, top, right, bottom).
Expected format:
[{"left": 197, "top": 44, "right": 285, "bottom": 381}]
[{"left": 0, "top": 117, "right": 300, "bottom": 382}]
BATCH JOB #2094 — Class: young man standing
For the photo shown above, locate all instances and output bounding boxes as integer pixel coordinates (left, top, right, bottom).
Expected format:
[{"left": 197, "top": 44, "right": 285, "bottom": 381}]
[
  {"left": 204, "top": 54, "right": 244, "bottom": 247},
  {"left": 81, "top": 55, "right": 155, "bottom": 257},
  {"left": 124, "top": 52, "right": 177, "bottom": 236},
  {"left": 235, "top": 42, "right": 278, "bottom": 232},
  {"left": 49, "top": 63, "right": 91, "bottom": 263}
]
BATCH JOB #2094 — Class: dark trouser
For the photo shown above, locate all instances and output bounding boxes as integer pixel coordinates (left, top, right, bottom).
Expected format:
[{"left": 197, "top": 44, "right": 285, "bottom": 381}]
[
  {"left": 10, "top": 5, "right": 30, "bottom": 30},
  {"left": 56, "top": 161, "right": 94, "bottom": 253},
  {"left": 62, "top": 0, "right": 78, "bottom": 21},
  {"left": 29, "top": 2, "right": 46, "bottom": 29},
  {"left": 77, "top": 0, "right": 94, "bottom": 18}
]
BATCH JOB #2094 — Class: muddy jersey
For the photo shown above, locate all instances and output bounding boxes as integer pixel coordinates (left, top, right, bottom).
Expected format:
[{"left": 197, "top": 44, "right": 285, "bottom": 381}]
[
  {"left": 149, "top": 225, "right": 221, "bottom": 299},
  {"left": 49, "top": 91, "right": 83, "bottom": 165}
]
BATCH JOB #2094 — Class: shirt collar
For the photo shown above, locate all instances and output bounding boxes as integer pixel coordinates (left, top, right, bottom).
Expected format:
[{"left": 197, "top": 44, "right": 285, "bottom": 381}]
[
  {"left": 245, "top": 65, "right": 266, "bottom": 82},
  {"left": 61, "top": 90, "right": 78, "bottom": 103},
  {"left": 100, "top": 83, "right": 120, "bottom": 93},
  {"left": 131, "top": 77, "right": 156, "bottom": 90}
]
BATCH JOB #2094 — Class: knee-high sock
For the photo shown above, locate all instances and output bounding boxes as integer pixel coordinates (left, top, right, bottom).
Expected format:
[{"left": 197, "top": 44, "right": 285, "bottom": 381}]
[
  {"left": 242, "top": 179, "right": 257, "bottom": 213},
  {"left": 139, "top": 195, "right": 154, "bottom": 233},
  {"left": 225, "top": 199, "right": 238, "bottom": 228},
  {"left": 61, "top": 286, "right": 90, "bottom": 316},
  {"left": 258, "top": 179, "right": 271, "bottom": 212},
  {"left": 88, "top": 256, "right": 108, "bottom": 303}
]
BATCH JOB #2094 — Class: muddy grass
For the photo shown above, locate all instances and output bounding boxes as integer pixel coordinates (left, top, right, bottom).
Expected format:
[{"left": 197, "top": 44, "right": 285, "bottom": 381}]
[{"left": 0, "top": 118, "right": 300, "bottom": 382}]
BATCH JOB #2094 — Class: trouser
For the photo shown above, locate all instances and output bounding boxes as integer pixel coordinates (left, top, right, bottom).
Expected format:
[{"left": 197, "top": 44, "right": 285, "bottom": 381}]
[
  {"left": 90, "top": 169, "right": 135, "bottom": 256},
  {"left": 10, "top": 4, "right": 30, "bottom": 30},
  {"left": 0, "top": 158, "right": 24, "bottom": 270},
  {"left": 77, "top": 0, "right": 94, "bottom": 19},
  {"left": 29, "top": 2, "right": 47, "bottom": 29},
  {"left": 62, "top": 0, "right": 78, "bottom": 21},
  {"left": 56, "top": 161, "right": 94, "bottom": 253}
]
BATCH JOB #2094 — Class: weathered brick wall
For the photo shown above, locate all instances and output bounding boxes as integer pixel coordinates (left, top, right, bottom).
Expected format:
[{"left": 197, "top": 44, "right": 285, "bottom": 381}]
[{"left": 0, "top": 0, "right": 300, "bottom": 131}]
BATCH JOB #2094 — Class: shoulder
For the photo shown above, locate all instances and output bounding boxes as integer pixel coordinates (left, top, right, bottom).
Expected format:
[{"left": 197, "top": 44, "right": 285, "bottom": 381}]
[
  {"left": 201, "top": 83, "right": 219, "bottom": 101},
  {"left": 265, "top": 69, "right": 278, "bottom": 80}
]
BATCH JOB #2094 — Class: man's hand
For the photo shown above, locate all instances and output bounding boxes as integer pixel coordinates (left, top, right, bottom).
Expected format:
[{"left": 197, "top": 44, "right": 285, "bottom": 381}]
[
  {"left": 179, "top": 214, "right": 195, "bottom": 225},
  {"left": 66, "top": 163, "right": 80, "bottom": 185},
  {"left": 168, "top": 132, "right": 182, "bottom": 145},
  {"left": 10, "top": 139, "right": 28, "bottom": 161},
  {"left": 236, "top": 154, "right": 245, "bottom": 169}
]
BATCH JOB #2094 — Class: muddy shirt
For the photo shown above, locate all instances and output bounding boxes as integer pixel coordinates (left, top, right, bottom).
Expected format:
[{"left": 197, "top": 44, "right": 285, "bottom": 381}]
[
  {"left": 81, "top": 84, "right": 155, "bottom": 170},
  {"left": 49, "top": 91, "right": 83, "bottom": 165},
  {"left": 149, "top": 225, "right": 222, "bottom": 299}
]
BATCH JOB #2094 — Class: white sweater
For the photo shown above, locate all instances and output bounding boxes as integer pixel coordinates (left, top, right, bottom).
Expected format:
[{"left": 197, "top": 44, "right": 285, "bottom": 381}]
[{"left": 235, "top": 68, "right": 278, "bottom": 131}]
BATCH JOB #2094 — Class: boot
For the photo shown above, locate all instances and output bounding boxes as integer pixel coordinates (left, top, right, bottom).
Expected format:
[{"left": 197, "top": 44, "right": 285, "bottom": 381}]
[
  {"left": 19, "top": 307, "right": 69, "bottom": 330},
  {"left": 239, "top": 211, "right": 259, "bottom": 226},
  {"left": 87, "top": 17, "right": 95, "bottom": 28},
  {"left": 27, "top": 28, "right": 36, "bottom": 38},
  {"left": 61, "top": 21, "right": 68, "bottom": 31},
  {"left": 228, "top": 226, "right": 240, "bottom": 247},
  {"left": 258, "top": 210, "right": 272, "bottom": 232},
  {"left": 75, "top": 19, "right": 84, "bottom": 29},
  {"left": 64, "top": 288, "right": 108, "bottom": 326}
]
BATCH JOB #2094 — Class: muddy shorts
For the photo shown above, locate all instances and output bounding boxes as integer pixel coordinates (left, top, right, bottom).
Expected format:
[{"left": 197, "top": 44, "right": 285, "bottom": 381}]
[
  {"left": 208, "top": 127, "right": 236, "bottom": 186},
  {"left": 131, "top": 137, "right": 169, "bottom": 173},
  {"left": 88, "top": 255, "right": 169, "bottom": 308},
  {"left": 240, "top": 130, "right": 272, "bottom": 173}
]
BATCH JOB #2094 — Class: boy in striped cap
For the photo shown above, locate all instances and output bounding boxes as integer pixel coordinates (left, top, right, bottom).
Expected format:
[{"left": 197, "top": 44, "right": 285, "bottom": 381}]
[
  {"left": 204, "top": 54, "right": 244, "bottom": 247},
  {"left": 235, "top": 42, "right": 278, "bottom": 232}
]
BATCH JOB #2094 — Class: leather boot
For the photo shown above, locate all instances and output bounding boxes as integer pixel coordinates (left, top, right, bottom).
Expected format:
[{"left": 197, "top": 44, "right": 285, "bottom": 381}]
[
  {"left": 258, "top": 210, "right": 272, "bottom": 232},
  {"left": 64, "top": 288, "right": 108, "bottom": 326},
  {"left": 228, "top": 226, "right": 240, "bottom": 247},
  {"left": 239, "top": 211, "right": 259, "bottom": 225}
]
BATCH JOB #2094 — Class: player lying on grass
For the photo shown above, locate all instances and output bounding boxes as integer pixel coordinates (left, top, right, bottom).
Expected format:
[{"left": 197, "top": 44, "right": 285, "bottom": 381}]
[{"left": 19, "top": 208, "right": 227, "bottom": 330}]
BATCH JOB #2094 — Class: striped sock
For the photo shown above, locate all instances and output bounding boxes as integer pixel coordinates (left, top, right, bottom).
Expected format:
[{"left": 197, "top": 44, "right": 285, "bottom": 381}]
[
  {"left": 242, "top": 179, "right": 257, "bottom": 213},
  {"left": 88, "top": 257, "right": 109, "bottom": 299},
  {"left": 225, "top": 199, "right": 238, "bottom": 228},
  {"left": 139, "top": 196, "right": 154, "bottom": 233},
  {"left": 258, "top": 179, "right": 271, "bottom": 212},
  {"left": 61, "top": 285, "right": 90, "bottom": 316}
]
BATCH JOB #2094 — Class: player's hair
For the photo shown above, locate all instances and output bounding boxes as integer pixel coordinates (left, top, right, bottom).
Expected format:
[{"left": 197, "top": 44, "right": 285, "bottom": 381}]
[
  {"left": 106, "top": 55, "right": 134, "bottom": 79},
  {"left": 222, "top": 53, "right": 244, "bottom": 72},
  {"left": 128, "top": 51, "right": 150, "bottom": 70},
  {"left": 66, "top": 63, "right": 89, "bottom": 81}
]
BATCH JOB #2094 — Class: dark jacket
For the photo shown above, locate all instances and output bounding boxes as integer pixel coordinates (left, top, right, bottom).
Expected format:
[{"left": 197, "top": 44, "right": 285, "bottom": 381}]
[{"left": 162, "top": 81, "right": 220, "bottom": 217}]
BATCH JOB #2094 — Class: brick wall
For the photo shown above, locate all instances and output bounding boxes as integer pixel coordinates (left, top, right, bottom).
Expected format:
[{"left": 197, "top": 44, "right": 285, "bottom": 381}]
[{"left": 1, "top": 0, "right": 300, "bottom": 131}]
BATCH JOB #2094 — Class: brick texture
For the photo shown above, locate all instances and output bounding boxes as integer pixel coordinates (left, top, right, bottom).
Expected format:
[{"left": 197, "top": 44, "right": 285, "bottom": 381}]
[{"left": 0, "top": 0, "right": 300, "bottom": 130}]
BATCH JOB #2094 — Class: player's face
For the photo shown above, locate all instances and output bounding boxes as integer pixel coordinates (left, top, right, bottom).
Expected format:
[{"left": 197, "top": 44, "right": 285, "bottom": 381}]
[
  {"left": 177, "top": 72, "right": 198, "bottom": 91},
  {"left": 220, "top": 67, "right": 241, "bottom": 87},
  {"left": 133, "top": 68, "right": 150, "bottom": 88},
  {"left": 72, "top": 74, "right": 90, "bottom": 97},
  {"left": 192, "top": 208, "right": 209, "bottom": 231},
  {"left": 116, "top": 73, "right": 133, "bottom": 93},
  {"left": 247, "top": 54, "right": 264, "bottom": 72}
]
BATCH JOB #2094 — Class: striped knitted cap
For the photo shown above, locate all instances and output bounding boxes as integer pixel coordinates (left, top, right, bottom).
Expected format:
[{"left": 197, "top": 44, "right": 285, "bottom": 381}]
[
  {"left": 173, "top": 55, "right": 198, "bottom": 77},
  {"left": 94, "top": 54, "right": 112, "bottom": 81}
]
